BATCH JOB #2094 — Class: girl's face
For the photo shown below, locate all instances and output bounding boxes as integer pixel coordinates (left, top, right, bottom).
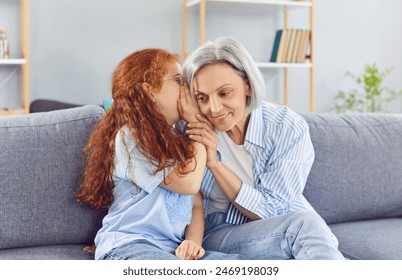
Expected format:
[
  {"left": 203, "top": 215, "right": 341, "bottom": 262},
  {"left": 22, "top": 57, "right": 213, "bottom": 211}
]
[
  {"left": 154, "top": 62, "right": 182, "bottom": 125},
  {"left": 193, "top": 63, "right": 250, "bottom": 133}
]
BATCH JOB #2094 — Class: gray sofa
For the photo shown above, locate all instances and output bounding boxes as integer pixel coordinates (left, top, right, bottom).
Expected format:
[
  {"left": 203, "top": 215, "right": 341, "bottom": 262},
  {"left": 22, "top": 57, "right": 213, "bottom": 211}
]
[
  {"left": 0, "top": 104, "right": 401, "bottom": 259},
  {"left": 0, "top": 105, "right": 105, "bottom": 260},
  {"left": 301, "top": 112, "right": 402, "bottom": 260}
]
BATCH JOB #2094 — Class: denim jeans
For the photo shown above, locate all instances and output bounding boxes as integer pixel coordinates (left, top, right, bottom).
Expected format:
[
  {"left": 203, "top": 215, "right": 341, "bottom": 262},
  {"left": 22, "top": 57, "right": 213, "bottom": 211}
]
[
  {"left": 99, "top": 239, "right": 244, "bottom": 260},
  {"left": 203, "top": 210, "right": 344, "bottom": 260}
]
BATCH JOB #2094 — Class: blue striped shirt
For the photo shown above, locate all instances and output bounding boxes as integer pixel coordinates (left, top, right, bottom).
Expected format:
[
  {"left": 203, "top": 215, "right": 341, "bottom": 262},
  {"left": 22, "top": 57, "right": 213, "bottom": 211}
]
[{"left": 200, "top": 102, "right": 315, "bottom": 225}]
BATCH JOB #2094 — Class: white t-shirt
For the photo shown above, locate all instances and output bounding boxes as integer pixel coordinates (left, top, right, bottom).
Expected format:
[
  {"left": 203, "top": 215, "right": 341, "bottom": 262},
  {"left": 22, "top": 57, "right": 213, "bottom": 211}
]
[
  {"left": 94, "top": 127, "right": 194, "bottom": 259},
  {"left": 206, "top": 131, "right": 254, "bottom": 215}
]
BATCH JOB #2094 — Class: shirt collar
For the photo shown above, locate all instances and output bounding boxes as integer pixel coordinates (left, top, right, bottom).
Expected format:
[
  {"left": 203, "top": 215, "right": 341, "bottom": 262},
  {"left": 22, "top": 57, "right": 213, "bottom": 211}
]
[{"left": 244, "top": 106, "right": 265, "bottom": 148}]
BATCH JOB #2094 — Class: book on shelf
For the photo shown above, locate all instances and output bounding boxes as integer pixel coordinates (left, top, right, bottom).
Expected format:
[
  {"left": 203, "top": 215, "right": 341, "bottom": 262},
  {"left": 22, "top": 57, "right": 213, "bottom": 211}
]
[
  {"left": 276, "top": 29, "right": 288, "bottom": 63},
  {"left": 278, "top": 29, "right": 292, "bottom": 63},
  {"left": 291, "top": 29, "right": 302, "bottom": 62},
  {"left": 269, "top": 28, "right": 310, "bottom": 63},
  {"left": 298, "top": 30, "right": 310, "bottom": 62},
  {"left": 285, "top": 29, "right": 296, "bottom": 63},
  {"left": 270, "top": 30, "right": 282, "bottom": 62}
]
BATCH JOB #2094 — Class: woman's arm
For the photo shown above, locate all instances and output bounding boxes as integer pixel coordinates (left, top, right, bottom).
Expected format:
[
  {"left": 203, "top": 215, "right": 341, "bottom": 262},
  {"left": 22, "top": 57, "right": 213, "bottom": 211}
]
[
  {"left": 231, "top": 120, "right": 315, "bottom": 219},
  {"left": 207, "top": 162, "right": 261, "bottom": 221},
  {"left": 186, "top": 116, "right": 260, "bottom": 220},
  {"left": 160, "top": 142, "right": 206, "bottom": 195},
  {"left": 175, "top": 192, "right": 206, "bottom": 260},
  {"left": 187, "top": 115, "right": 314, "bottom": 220}
]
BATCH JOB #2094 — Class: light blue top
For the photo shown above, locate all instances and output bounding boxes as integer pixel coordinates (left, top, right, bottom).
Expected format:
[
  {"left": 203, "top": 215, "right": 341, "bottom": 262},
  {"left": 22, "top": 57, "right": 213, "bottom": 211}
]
[
  {"left": 94, "top": 128, "right": 194, "bottom": 259},
  {"left": 201, "top": 102, "right": 315, "bottom": 225}
]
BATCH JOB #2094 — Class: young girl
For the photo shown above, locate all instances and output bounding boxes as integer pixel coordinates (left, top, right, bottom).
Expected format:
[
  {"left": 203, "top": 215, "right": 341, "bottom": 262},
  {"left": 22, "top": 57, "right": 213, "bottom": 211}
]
[{"left": 76, "top": 48, "right": 242, "bottom": 260}]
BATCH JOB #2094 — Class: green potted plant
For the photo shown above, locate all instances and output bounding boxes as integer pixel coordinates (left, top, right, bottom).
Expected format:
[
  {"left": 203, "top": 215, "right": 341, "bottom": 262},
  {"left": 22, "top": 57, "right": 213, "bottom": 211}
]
[{"left": 334, "top": 64, "right": 402, "bottom": 113}]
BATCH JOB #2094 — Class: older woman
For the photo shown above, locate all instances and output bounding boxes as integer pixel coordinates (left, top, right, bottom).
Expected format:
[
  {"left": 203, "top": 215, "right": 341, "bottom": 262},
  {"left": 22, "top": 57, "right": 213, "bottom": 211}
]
[{"left": 179, "top": 37, "right": 344, "bottom": 260}]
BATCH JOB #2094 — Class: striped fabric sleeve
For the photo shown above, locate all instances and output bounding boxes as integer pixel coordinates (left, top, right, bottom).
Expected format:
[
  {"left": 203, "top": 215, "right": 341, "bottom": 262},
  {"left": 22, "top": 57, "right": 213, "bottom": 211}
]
[{"left": 234, "top": 121, "right": 315, "bottom": 219}]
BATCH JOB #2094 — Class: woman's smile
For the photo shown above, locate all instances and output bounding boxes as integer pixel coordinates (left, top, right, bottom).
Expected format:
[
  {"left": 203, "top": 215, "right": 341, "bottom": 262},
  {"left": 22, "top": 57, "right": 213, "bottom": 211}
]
[{"left": 211, "top": 112, "right": 231, "bottom": 120}]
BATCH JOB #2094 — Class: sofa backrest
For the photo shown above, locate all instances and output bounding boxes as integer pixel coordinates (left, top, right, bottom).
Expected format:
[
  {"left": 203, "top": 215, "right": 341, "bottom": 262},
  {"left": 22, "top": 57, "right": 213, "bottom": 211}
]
[
  {"left": 0, "top": 105, "right": 106, "bottom": 250},
  {"left": 301, "top": 113, "right": 402, "bottom": 224}
]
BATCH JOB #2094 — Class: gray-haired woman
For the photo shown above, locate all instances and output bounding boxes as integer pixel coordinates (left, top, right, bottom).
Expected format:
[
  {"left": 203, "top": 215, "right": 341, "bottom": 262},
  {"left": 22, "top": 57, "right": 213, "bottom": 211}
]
[{"left": 178, "top": 37, "right": 344, "bottom": 259}]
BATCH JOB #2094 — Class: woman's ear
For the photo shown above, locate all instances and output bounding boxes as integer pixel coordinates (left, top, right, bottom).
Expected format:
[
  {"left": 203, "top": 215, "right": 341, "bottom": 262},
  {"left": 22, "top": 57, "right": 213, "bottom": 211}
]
[
  {"left": 244, "top": 81, "right": 252, "bottom": 107},
  {"left": 244, "top": 81, "right": 251, "bottom": 97},
  {"left": 142, "top": 83, "right": 156, "bottom": 102}
]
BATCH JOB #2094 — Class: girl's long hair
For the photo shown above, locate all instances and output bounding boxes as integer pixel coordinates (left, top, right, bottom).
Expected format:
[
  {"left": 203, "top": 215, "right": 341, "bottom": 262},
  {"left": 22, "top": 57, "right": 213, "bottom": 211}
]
[{"left": 76, "top": 49, "right": 195, "bottom": 210}]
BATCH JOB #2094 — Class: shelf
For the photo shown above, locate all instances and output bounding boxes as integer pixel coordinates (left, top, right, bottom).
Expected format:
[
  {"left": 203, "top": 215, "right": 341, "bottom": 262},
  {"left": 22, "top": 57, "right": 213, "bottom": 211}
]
[
  {"left": 0, "top": 59, "right": 27, "bottom": 65},
  {"left": 256, "top": 62, "right": 312, "bottom": 68},
  {"left": 182, "top": 0, "right": 314, "bottom": 111},
  {"left": 0, "top": 108, "right": 27, "bottom": 116},
  {"left": 187, "top": 0, "right": 312, "bottom": 8},
  {"left": 0, "top": 0, "right": 30, "bottom": 116}
]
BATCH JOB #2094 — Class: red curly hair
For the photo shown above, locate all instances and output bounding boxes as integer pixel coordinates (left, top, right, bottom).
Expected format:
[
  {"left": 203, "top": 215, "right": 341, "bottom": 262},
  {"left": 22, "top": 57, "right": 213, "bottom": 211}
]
[{"left": 76, "top": 49, "right": 195, "bottom": 210}]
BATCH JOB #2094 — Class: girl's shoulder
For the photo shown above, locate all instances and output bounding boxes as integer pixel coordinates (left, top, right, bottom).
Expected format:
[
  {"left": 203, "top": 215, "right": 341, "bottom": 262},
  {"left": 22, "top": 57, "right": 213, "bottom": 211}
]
[{"left": 116, "top": 126, "right": 137, "bottom": 152}]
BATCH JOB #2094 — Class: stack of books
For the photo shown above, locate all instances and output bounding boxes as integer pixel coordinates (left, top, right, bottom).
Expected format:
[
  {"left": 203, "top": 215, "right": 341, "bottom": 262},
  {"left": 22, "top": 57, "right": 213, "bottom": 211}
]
[{"left": 270, "top": 29, "right": 310, "bottom": 63}]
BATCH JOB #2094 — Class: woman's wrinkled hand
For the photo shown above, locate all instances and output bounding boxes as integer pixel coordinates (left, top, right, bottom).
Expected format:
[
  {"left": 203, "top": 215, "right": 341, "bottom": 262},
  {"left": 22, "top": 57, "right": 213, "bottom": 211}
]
[
  {"left": 178, "top": 83, "right": 201, "bottom": 124},
  {"left": 176, "top": 239, "right": 205, "bottom": 260},
  {"left": 186, "top": 114, "right": 219, "bottom": 169}
]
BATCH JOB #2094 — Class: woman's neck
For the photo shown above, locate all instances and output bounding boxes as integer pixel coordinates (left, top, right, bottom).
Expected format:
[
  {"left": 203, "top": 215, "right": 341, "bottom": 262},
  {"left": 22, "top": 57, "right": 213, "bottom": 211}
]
[{"left": 226, "top": 113, "right": 250, "bottom": 145}]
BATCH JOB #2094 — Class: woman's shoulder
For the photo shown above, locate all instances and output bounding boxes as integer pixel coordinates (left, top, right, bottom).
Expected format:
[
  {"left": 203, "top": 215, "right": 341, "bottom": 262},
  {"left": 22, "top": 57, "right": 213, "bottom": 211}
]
[{"left": 257, "top": 102, "right": 308, "bottom": 133}]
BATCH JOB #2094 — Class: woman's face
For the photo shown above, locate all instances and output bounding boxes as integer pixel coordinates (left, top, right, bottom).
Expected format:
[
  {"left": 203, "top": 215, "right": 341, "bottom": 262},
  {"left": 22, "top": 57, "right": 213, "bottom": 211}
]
[
  {"left": 154, "top": 61, "right": 182, "bottom": 125},
  {"left": 193, "top": 63, "right": 250, "bottom": 132}
]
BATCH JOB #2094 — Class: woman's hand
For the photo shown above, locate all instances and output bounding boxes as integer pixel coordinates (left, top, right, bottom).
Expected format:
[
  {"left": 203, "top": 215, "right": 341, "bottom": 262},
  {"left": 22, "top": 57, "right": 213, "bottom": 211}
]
[
  {"left": 178, "top": 83, "right": 201, "bottom": 124},
  {"left": 186, "top": 114, "right": 219, "bottom": 169},
  {"left": 176, "top": 239, "right": 205, "bottom": 260}
]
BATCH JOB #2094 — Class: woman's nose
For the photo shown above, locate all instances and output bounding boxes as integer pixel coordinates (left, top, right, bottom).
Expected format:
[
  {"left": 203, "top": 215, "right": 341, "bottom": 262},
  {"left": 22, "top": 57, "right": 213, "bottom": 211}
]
[{"left": 209, "top": 97, "right": 222, "bottom": 113}]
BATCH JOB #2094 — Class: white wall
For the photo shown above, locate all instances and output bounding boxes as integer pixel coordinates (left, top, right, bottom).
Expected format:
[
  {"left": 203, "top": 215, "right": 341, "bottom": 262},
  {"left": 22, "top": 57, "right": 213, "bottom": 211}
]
[
  {"left": 314, "top": 0, "right": 402, "bottom": 113},
  {"left": 1, "top": 0, "right": 402, "bottom": 113},
  {"left": 30, "top": 0, "right": 182, "bottom": 105}
]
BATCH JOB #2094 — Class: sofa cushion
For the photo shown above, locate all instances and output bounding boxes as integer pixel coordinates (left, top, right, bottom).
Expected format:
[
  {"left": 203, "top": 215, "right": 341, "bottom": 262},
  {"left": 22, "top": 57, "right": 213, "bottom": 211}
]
[
  {"left": 329, "top": 218, "right": 402, "bottom": 260},
  {"left": 0, "top": 245, "right": 94, "bottom": 260},
  {"left": 29, "top": 99, "right": 83, "bottom": 113},
  {"left": 0, "top": 105, "right": 106, "bottom": 250},
  {"left": 301, "top": 113, "right": 402, "bottom": 224}
]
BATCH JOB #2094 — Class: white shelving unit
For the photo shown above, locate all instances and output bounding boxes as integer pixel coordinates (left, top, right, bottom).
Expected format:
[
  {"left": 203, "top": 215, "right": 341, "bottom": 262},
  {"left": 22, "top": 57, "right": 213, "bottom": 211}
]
[
  {"left": 182, "top": 0, "right": 315, "bottom": 111},
  {"left": 0, "top": 0, "right": 30, "bottom": 116},
  {"left": 187, "top": 0, "right": 312, "bottom": 8},
  {"left": 0, "top": 58, "right": 26, "bottom": 65},
  {"left": 256, "top": 62, "right": 312, "bottom": 69}
]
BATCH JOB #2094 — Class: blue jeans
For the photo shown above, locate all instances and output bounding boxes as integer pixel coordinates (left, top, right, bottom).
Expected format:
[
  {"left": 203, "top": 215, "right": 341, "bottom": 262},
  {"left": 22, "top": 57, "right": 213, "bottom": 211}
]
[
  {"left": 203, "top": 210, "right": 344, "bottom": 260},
  {"left": 99, "top": 239, "right": 244, "bottom": 260}
]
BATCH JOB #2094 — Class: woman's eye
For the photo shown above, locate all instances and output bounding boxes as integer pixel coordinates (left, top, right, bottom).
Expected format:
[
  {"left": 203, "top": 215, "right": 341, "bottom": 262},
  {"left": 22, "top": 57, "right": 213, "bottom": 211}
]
[
  {"left": 197, "top": 95, "right": 207, "bottom": 102},
  {"left": 220, "top": 91, "right": 230, "bottom": 97},
  {"left": 175, "top": 78, "right": 181, "bottom": 85}
]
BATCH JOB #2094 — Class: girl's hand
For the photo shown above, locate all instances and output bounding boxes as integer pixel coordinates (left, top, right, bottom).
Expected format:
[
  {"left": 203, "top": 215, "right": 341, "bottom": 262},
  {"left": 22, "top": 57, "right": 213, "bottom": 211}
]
[
  {"left": 178, "top": 83, "right": 201, "bottom": 124},
  {"left": 186, "top": 114, "right": 219, "bottom": 169},
  {"left": 82, "top": 245, "right": 96, "bottom": 254},
  {"left": 176, "top": 240, "right": 205, "bottom": 260}
]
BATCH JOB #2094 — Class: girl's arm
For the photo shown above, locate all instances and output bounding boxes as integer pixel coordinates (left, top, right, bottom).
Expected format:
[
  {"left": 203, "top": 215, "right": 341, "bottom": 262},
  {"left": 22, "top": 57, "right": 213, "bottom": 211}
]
[
  {"left": 160, "top": 142, "right": 206, "bottom": 195},
  {"left": 175, "top": 192, "right": 206, "bottom": 260}
]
